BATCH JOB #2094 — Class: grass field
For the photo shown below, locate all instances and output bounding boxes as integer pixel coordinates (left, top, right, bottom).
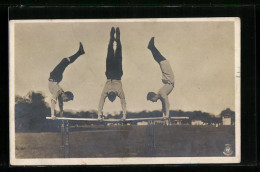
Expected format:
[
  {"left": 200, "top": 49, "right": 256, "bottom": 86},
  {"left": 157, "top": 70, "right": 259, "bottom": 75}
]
[{"left": 15, "top": 125, "right": 235, "bottom": 158}]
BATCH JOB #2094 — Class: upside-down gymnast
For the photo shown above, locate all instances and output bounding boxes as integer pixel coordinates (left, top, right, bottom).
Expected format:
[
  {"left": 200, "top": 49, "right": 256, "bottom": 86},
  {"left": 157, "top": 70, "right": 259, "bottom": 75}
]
[
  {"left": 48, "top": 42, "right": 85, "bottom": 119},
  {"left": 146, "top": 37, "right": 174, "bottom": 119},
  {"left": 98, "top": 27, "right": 127, "bottom": 120}
]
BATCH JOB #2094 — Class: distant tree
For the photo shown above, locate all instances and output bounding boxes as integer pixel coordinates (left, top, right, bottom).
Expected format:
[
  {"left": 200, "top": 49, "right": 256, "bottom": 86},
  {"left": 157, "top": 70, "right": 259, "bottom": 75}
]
[
  {"left": 15, "top": 91, "right": 58, "bottom": 132},
  {"left": 15, "top": 95, "right": 25, "bottom": 104}
]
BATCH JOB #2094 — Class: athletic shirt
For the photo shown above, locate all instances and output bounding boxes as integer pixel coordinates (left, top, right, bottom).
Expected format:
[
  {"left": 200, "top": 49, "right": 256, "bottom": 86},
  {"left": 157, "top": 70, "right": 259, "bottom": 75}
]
[
  {"left": 159, "top": 60, "right": 174, "bottom": 84},
  {"left": 98, "top": 80, "right": 126, "bottom": 114},
  {"left": 48, "top": 81, "right": 64, "bottom": 103},
  {"left": 49, "top": 58, "right": 70, "bottom": 83}
]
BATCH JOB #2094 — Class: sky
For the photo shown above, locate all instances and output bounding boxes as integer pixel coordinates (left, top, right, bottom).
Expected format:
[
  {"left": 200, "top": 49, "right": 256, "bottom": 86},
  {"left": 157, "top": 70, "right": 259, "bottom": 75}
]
[{"left": 13, "top": 19, "right": 237, "bottom": 116}]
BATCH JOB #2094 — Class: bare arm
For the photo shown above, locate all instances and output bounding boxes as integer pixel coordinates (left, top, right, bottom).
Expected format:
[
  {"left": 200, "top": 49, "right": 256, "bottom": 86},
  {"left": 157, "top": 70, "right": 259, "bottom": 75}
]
[
  {"left": 160, "top": 94, "right": 170, "bottom": 118},
  {"left": 118, "top": 90, "right": 127, "bottom": 118},
  {"left": 58, "top": 95, "right": 64, "bottom": 117},
  {"left": 59, "top": 104, "right": 63, "bottom": 117},
  {"left": 98, "top": 91, "right": 107, "bottom": 117},
  {"left": 51, "top": 99, "right": 56, "bottom": 117},
  {"left": 120, "top": 98, "right": 127, "bottom": 118},
  {"left": 161, "top": 99, "right": 166, "bottom": 116}
]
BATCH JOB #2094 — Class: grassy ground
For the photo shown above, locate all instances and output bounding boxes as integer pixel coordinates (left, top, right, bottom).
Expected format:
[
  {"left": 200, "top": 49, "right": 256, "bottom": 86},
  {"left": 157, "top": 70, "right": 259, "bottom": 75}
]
[{"left": 15, "top": 125, "right": 235, "bottom": 158}]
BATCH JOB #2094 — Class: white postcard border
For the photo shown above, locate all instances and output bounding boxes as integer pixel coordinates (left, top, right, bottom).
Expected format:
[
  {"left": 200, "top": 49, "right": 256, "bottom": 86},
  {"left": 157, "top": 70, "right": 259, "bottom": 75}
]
[{"left": 9, "top": 17, "right": 241, "bottom": 165}]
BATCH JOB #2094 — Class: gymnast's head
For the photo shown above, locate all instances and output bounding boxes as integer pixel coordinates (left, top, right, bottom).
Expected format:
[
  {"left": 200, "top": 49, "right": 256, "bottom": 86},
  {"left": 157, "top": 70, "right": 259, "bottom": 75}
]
[
  {"left": 147, "top": 92, "right": 158, "bottom": 102},
  {"left": 62, "top": 91, "right": 74, "bottom": 102},
  {"left": 108, "top": 91, "right": 117, "bottom": 102}
]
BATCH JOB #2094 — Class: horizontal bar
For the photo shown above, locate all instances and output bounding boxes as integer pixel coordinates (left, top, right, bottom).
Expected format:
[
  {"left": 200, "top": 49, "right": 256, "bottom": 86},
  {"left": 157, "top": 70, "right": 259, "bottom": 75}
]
[{"left": 46, "top": 116, "right": 189, "bottom": 121}]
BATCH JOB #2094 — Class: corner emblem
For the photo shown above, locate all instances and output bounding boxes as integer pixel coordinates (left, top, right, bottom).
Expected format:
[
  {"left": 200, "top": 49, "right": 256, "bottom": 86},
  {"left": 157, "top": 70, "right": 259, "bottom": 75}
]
[{"left": 223, "top": 144, "right": 233, "bottom": 156}]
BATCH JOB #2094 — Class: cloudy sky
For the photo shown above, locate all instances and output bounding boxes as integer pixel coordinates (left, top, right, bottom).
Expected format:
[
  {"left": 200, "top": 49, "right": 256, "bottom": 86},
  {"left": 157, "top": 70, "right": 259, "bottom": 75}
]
[{"left": 12, "top": 19, "right": 237, "bottom": 116}]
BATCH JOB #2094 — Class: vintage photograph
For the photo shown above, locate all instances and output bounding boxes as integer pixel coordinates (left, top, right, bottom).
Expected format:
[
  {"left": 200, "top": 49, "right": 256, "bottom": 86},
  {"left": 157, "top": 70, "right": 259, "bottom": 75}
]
[{"left": 9, "top": 18, "right": 241, "bottom": 165}]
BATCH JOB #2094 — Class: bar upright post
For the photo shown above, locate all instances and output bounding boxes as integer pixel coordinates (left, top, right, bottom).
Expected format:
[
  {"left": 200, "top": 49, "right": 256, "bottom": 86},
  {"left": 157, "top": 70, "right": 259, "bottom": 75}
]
[
  {"left": 64, "top": 120, "right": 70, "bottom": 158},
  {"left": 60, "top": 120, "right": 65, "bottom": 158}
]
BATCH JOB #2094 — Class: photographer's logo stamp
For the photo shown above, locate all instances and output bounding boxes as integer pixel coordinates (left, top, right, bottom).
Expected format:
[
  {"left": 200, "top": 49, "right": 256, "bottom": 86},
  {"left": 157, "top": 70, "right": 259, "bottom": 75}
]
[{"left": 223, "top": 144, "right": 233, "bottom": 156}]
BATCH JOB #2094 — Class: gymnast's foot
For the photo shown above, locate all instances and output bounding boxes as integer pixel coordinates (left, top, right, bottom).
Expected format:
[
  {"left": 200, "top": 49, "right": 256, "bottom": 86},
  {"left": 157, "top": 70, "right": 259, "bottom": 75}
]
[
  {"left": 116, "top": 27, "right": 120, "bottom": 41},
  {"left": 148, "top": 37, "right": 155, "bottom": 50},
  {"left": 78, "top": 42, "right": 85, "bottom": 55},
  {"left": 110, "top": 27, "right": 115, "bottom": 40}
]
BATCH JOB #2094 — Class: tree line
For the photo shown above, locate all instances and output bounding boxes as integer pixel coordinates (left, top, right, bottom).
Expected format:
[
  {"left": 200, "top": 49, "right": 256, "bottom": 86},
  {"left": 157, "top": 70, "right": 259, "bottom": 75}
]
[{"left": 15, "top": 91, "right": 235, "bottom": 132}]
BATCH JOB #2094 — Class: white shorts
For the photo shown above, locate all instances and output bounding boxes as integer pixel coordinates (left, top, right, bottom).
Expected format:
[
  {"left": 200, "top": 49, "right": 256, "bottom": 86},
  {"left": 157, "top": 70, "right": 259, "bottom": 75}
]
[{"left": 158, "top": 83, "right": 174, "bottom": 98}]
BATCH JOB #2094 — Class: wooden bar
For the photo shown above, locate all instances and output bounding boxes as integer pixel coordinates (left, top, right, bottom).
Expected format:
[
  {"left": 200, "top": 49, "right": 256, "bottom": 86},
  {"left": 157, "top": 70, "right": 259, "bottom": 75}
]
[{"left": 46, "top": 116, "right": 189, "bottom": 121}]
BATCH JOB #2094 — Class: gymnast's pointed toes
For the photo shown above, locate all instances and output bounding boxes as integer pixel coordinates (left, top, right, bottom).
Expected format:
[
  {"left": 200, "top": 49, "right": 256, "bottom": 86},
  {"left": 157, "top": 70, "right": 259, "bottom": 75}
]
[
  {"left": 110, "top": 27, "right": 115, "bottom": 40},
  {"left": 79, "top": 42, "right": 85, "bottom": 55},
  {"left": 148, "top": 37, "right": 155, "bottom": 49}
]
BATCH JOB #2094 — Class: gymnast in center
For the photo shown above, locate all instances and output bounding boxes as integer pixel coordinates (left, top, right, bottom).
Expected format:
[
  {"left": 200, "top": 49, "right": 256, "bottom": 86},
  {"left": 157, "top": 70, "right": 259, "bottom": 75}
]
[{"left": 98, "top": 27, "right": 127, "bottom": 121}]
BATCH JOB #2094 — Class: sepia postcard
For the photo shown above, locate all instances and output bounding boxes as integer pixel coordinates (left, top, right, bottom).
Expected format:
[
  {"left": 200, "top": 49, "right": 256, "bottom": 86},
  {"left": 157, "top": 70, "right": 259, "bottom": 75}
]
[{"left": 9, "top": 18, "right": 241, "bottom": 165}]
